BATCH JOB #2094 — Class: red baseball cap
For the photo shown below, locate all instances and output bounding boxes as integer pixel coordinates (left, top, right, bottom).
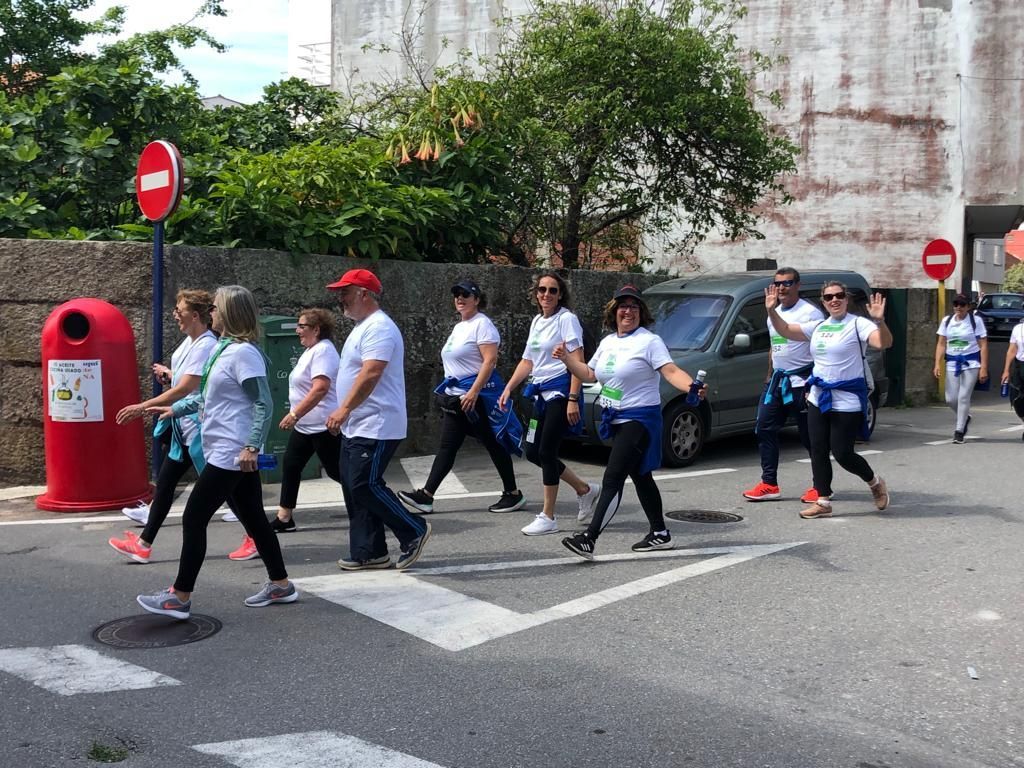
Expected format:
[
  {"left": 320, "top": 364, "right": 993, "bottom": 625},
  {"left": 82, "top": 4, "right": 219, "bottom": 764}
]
[{"left": 326, "top": 268, "right": 382, "bottom": 294}]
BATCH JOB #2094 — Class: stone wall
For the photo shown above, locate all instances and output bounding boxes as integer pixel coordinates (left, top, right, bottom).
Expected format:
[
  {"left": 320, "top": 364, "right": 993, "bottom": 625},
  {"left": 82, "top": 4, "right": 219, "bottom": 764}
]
[{"left": 0, "top": 239, "right": 951, "bottom": 484}]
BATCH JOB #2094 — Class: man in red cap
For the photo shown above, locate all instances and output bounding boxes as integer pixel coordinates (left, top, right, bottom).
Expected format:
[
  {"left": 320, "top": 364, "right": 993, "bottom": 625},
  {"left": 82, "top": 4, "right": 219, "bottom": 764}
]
[{"left": 326, "top": 269, "right": 431, "bottom": 570}]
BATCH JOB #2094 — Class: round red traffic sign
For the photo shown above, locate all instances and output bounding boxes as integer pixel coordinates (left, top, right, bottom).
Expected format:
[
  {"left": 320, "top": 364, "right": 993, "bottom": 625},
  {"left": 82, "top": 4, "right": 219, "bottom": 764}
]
[
  {"left": 921, "top": 238, "right": 957, "bottom": 281},
  {"left": 135, "top": 141, "right": 183, "bottom": 222}
]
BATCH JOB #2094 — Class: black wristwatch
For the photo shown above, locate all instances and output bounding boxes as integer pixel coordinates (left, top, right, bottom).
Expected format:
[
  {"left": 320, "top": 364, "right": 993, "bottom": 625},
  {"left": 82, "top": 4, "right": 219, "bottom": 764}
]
[{"left": 567, "top": 393, "right": 581, "bottom": 402}]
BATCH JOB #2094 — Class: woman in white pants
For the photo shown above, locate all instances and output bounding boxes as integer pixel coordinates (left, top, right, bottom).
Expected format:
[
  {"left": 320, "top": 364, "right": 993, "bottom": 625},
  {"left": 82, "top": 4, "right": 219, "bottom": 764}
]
[{"left": 933, "top": 293, "right": 988, "bottom": 444}]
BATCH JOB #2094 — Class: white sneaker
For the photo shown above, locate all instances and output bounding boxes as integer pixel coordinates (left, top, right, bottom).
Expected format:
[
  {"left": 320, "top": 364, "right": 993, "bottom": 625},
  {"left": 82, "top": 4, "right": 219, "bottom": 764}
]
[
  {"left": 576, "top": 481, "right": 601, "bottom": 522},
  {"left": 121, "top": 501, "right": 149, "bottom": 526},
  {"left": 521, "top": 513, "right": 559, "bottom": 536},
  {"left": 221, "top": 509, "right": 239, "bottom": 522}
]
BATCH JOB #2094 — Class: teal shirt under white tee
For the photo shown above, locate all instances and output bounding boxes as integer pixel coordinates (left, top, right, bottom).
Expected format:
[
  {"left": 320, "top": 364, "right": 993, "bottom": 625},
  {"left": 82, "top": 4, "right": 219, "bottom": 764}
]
[
  {"left": 588, "top": 327, "right": 672, "bottom": 419},
  {"left": 799, "top": 314, "right": 876, "bottom": 413},
  {"left": 770, "top": 298, "right": 823, "bottom": 385},
  {"left": 170, "top": 329, "right": 217, "bottom": 447},
  {"left": 937, "top": 314, "right": 987, "bottom": 370},
  {"left": 200, "top": 342, "right": 269, "bottom": 470}
]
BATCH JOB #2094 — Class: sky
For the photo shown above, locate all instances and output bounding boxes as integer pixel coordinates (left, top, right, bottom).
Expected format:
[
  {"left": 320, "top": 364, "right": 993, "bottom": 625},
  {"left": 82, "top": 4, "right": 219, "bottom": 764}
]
[{"left": 80, "top": 0, "right": 292, "bottom": 104}]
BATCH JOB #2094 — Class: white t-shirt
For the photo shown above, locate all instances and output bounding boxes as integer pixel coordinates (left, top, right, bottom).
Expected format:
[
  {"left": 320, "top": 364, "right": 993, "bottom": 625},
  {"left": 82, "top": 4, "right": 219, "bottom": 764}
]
[
  {"left": 200, "top": 342, "right": 268, "bottom": 470},
  {"left": 800, "top": 314, "right": 876, "bottom": 412},
  {"left": 937, "top": 313, "right": 986, "bottom": 370},
  {"left": 441, "top": 312, "right": 501, "bottom": 394},
  {"left": 289, "top": 339, "right": 340, "bottom": 435},
  {"left": 589, "top": 328, "right": 672, "bottom": 416},
  {"left": 338, "top": 309, "right": 406, "bottom": 440},
  {"left": 1011, "top": 323, "right": 1024, "bottom": 361},
  {"left": 771, "top": 298, "right": 823, "bottom": 386},
  {"left": 170, "top": 330, "right": 217, "bottom": 447},
  {"left": 522, "top": 307, "right": 584, "bottom": 400}
]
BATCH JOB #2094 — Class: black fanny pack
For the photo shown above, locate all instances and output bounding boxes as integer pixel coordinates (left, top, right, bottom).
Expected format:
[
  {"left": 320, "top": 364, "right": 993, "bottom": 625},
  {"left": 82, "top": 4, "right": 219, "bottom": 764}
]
[{"left": 433, "top": 392, "right": 463, "bottom": 414}]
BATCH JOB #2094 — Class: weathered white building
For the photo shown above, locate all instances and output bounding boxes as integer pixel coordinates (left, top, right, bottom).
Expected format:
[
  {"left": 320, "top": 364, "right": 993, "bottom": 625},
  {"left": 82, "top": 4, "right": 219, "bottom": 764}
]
[{"left": 327, "top": 0, "right": 1024, "bottom": 289}]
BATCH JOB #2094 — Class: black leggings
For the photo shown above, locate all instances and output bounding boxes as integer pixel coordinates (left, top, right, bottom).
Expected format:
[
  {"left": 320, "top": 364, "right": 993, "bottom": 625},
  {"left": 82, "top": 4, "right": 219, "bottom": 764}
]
[
  {"left": 425, "top": 398, "right": 517, "bottom": 494},
  {"left": 523, "top": 397, "right": 570, "bottom": 486},
  {"left": 587, "top": 421, "right": 665, "bottom": 539},
  {"left": 807, "top": 404, "right": 874, "bottom": 498},
  {"left": 143, "top": 438, "right": 239, "bottom": 545},
  {"left": 279, "top": 429, "right": 342, "bottom": 509},
  {"left": 174, "top": 464, "right": 287, "bottom": 593}
]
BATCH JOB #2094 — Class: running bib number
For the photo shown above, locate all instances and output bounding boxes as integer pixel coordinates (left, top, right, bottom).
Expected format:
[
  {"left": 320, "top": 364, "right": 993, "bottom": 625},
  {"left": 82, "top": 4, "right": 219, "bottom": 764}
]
[
  {"left": 598, "top": 385, "right": 624, "bottom": 409},
  {"left": 526, "top": 418, "right": 538, "bottom": 443}
]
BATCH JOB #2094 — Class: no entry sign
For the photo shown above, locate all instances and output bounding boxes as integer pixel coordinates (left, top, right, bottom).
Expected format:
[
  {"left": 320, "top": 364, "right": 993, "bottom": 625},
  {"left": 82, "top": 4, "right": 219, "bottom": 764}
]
[
  {"left": 135, "top": 141, "right": 183, "bottom": 222},
  {"left": 921, "top": 238, "right": 957, "bottom": 281}
]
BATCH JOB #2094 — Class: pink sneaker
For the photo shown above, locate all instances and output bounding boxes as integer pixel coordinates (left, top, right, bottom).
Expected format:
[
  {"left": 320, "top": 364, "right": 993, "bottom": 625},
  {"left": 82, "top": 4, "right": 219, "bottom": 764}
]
[
  {"left": 228, "top": 534, "right": 260, "bottom": 561},
  {"left": 108, "top": 530, "right": 152, "bottom": 564}
]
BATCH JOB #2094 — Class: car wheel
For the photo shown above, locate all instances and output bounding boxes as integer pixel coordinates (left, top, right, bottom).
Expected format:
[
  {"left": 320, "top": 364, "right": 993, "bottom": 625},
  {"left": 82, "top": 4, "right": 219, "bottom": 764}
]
[
  {"left": 865, "top": 391, "right": 879, "bottom": 439},
  {"left": 661, "top": 400, "right": 705, "bottom": 467}
]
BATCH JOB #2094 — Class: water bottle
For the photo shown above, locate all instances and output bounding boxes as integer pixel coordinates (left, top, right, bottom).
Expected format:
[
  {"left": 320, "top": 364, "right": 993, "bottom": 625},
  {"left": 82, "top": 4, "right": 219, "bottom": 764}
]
[
  {"left": 686, "top": 369, "right": 707, "bottom": 405},
  {"left": 234, "top": 453, "right": 278, "bottom": 470},
  {"left": 1002, "top": 381, "right": 1011, "bottom": 398}
]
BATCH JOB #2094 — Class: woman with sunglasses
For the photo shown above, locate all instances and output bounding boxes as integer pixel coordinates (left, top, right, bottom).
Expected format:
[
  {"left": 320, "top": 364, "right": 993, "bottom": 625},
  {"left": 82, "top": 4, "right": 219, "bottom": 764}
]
[
  {"left": 766, "top": 281, "right": 893, "bottom": 518},
  {"left": 498, "top": 271, "right": 602, "bottom": 535},
  {"left": 108, "top": 289, "right": 244, "bottom": 564},
  {"left": 933, "top": 293, "right": 988, "bottom": 444},
  {"left": 136, "top": 285, "right": 297, "bottom": 619},
  {"left": 270, "top": 308, "right": 343, "bottom": 533},
  {"left": 555, "top": 286, "right": 706, "bottom": 560},
  {"left": 399, "top": 279, "right": 525, "bottom": 515}
]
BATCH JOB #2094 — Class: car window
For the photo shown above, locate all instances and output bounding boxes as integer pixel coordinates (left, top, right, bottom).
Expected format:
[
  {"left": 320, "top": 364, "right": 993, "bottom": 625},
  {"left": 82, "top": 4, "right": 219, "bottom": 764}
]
[
  {"left": 978, "top": 297, "right": 993, "bottom": 310},
  {"left": 648, "top": 294, "right": 730, "bottom": 350},
  {"left": 992, "top": 295, "right": 1023, "bottom": 310},
  {"left": 726, "top": 299, "right": 770, "bottom": 354}
]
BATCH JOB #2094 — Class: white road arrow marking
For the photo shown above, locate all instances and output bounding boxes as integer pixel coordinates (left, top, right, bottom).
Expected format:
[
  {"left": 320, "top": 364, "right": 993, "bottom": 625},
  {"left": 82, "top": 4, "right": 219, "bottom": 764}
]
[
  {"left": 295, "top": 543, "right": 803, "bottom": 651},
  {"left": 193, "top": 731, "right": 447, "bottom": 768}
]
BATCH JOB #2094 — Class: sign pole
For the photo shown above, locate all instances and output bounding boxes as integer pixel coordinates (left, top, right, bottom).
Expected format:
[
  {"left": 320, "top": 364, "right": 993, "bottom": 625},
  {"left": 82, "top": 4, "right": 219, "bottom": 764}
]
[
  {"left": 151, "top": 219, "right": 165, "bottom": 479},
  {"left": 936, "top": 279, "right": 945, "bottom": 401}
]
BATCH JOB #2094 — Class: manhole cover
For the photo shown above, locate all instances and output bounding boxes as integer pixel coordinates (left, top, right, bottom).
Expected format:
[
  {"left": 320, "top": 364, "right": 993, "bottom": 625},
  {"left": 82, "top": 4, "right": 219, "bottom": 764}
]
[
  {"left": 666, "top": 510, "right": 744, "bottom": 524},
  {"left": 92, "top": 614, "right": 222, "bottom": 649}
]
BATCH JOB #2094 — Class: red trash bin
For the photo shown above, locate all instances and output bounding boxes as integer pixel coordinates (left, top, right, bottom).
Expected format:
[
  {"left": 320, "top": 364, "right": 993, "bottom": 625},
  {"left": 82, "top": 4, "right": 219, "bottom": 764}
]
[{"left": 36, "top": 299, "right": 153, "bottom": 512}]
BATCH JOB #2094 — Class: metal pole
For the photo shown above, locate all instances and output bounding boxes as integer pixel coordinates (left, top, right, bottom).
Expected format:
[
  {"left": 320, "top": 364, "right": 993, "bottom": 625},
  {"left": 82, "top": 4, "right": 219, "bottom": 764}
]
[
  {"left": 937, "top": 280, "right": 946, "bottom": 401},
  {"left": 151, "top": 220, "right": 165, "bottom": 479}
]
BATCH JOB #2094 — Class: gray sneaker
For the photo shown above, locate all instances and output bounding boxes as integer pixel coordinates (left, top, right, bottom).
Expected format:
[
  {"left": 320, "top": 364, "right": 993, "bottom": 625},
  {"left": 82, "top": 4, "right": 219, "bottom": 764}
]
[
  {"left": 337, "top": 554, "right": 392, "bottom": 571},
  {"left": 136, "top": 588, "right": 191, "bottom": 620},
  {"left": 396, "top": 521, "right": 432, "bottom": 571},
  {"left": 244, "top": 581, "right": 299, "bottom": 607}
]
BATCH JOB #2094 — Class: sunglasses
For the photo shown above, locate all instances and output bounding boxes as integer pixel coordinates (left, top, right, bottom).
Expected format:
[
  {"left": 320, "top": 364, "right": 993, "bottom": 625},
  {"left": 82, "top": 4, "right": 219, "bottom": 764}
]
[
  {"left": 296, "top": 323, "right": 312, "bottom": 329},
  {"left": 952, "top": 301, "right": 967, "bottom": 307},
  {"left": 822, "top": 292, "right": 846, "bottom": 302},
  {"left": 535, "top": 286, "right": 560, "bottom": 295},
  {"left": 773, "top": 279, "right": 796, "bottom": 288},
  {"left": 452, "top": 289, "right": 475, "bottom": 299}
]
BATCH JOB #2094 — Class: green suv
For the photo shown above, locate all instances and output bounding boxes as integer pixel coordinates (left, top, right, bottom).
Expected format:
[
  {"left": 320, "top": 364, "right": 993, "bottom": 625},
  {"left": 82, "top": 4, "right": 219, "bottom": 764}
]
[{"left": 577, "top": 270, "right": 889, "bottom": 466}]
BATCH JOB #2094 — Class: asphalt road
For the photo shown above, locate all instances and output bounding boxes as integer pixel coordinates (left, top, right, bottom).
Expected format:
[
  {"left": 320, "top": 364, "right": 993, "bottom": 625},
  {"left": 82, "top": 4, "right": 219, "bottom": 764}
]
[{"left": 1, "top": 395, "right": 1021, "bottom": 768}]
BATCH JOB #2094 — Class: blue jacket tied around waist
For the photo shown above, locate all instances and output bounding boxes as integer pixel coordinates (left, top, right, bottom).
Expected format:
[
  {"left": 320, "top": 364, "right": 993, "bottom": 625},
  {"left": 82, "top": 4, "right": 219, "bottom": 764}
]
[
  {"left": 522, "top": 371, "right": 584, "bottom": 436},
  {"left": 944, "top": 350, "right": 981, "bottom": 378},
  {"left": 805, "top": 374, "right": 870, "bottom": 441},
  {"left": 598, "top": 404, "right": 663, "bottom": 476},
  {"left": 433, "top": 371, "right": 523, "bottom": 456},
  {"left": 763, "top": 363, "right": 814, "bottom": 406}
]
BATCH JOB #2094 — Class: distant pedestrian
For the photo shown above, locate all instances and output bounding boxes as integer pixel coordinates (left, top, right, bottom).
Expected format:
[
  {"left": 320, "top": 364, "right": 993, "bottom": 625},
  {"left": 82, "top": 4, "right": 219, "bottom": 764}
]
[
  {"left": 766, "top": 281, "right": 893, "bottom": 519},
  {"left": 498, "top": 271, "right": 602, "bottom": 536},
  {"left": 742, "top": 268, "right": 824, "bottom": 502},
  {"left": 399, "top": 278, "right": 525, "bottom": 515},
  {"left": 1000, "top": 319, "right": 1024, "bottom": 438},
  {"left": 555, "top": 286, "right": 706, "bottom": 560},
  {"left": 136, "top": 285, "right": 298, "bottom": 619},
  {"left": 326, "top": 269, "right": 431, "bottom": 571},
  {"left": 934, "top": 293, "right": 988, "bottom": 444},
  {"left": 271, "top": 308, "right": 343, "bottom": 532}
]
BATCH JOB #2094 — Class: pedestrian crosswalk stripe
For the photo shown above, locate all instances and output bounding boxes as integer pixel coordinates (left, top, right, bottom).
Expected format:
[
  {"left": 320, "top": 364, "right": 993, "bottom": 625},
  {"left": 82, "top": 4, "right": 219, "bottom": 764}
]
[
  {"left": 296, "top": 543, "right": 803, "bottom": 651},
  {"left": 923, "top": 436, "right": 982, "bottom": 445},
  {"left": 0, "top": 644, "right": 181, "bottom": 695},
  {"left": 193, "top": 730, "right": 447, "bottom": 767},
  {"left": 399, "top": 456, "right": 468, "bottom": 495},
  {"left": 796, "top": 450, "right": 881, "bottom": 463}
]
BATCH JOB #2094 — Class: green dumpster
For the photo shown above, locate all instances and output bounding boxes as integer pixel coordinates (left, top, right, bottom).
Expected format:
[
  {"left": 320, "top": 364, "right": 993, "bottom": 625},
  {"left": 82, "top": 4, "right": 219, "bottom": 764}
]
[{"left": 259, "top": 315, "right": 321, "bottom": 484}]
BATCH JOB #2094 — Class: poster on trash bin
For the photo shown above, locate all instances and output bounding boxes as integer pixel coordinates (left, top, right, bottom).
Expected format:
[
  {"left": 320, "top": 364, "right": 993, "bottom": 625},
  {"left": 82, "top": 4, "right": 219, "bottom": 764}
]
[{"left": 48, "top": 359, "right": 103, "bottom": 422}]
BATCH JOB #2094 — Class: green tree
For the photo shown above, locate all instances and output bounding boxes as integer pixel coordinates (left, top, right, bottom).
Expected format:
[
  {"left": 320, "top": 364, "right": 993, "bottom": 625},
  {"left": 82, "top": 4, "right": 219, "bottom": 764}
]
[
  {"left": 488, "top": 0, "right": 798, "bottom": 268},
  {"left": 1003, "top": 261, "right": 1024, "bottom": 293}
]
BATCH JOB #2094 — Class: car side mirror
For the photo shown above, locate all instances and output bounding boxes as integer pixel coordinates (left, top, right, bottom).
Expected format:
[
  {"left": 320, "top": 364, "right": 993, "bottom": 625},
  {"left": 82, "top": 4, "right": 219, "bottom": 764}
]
[{"left": 728, "top": 333, "right": 751, "bottom": 355}]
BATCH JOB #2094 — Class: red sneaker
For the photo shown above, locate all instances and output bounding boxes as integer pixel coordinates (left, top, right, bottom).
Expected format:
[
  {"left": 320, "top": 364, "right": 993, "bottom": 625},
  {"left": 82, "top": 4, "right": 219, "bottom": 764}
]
[
  {"left": 228, "top": 535, "right": 260, "bottom": 561},
  {"left": 108, "top": 530, "right": 152, "bottom": 564},
  {"left": 800, "top": 487, "right": 819, "bottom": 504},
  {"left": 742, "top": 482, "right": 781, "bottom": 501}
]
